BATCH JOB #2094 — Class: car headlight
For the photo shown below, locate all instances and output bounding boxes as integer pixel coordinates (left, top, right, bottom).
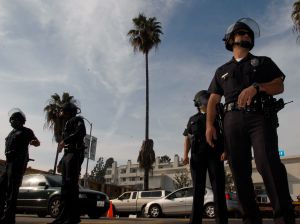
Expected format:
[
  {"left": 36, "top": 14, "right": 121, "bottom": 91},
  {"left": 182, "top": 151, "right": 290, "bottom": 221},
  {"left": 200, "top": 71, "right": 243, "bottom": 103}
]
[{"left": 79, "top": 193, "right": 88, "bottom": 199}]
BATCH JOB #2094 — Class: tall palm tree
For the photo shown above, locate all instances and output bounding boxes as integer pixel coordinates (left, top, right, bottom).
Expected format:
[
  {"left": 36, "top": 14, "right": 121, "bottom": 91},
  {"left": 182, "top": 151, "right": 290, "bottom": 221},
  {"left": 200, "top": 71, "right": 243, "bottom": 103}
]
[
  {"left": 44, "top": 92, "right": 79, "bottom": 174},
  {"left": 292, "top": 0, "right": 300, "bottom": 42},
  {"left": 128, "top": 13, "right": 162, "bottom": 190}
]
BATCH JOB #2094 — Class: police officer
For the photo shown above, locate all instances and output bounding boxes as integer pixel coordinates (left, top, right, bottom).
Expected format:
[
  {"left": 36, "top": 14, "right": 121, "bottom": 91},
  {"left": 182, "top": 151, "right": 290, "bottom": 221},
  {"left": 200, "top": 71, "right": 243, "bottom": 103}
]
[
  {"left": 0, "top": 108, "right": 40, "bottom": 224},
  {"left": 183, "top": 90, "right": 227, "bottom": 224},
  {"left": 50, "top": 103, "right": 86, "bottom": 224},
  {"left": 206, "top": 18, "right": 295, "bottom": 224}
]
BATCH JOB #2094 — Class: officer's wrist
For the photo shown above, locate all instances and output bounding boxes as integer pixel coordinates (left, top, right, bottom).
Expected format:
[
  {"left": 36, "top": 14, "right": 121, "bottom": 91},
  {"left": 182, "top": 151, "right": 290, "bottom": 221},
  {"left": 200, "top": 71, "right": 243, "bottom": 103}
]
[{"left": 251, "top": 82, "right": 260, "bottom": 94}]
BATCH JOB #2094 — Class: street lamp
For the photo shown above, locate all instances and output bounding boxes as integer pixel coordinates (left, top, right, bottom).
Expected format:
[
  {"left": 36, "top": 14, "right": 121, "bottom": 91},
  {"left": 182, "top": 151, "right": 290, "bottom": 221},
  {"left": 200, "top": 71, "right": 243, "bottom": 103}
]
[{"left": 82, "top": 117, "right": 92, "bottom": 188}]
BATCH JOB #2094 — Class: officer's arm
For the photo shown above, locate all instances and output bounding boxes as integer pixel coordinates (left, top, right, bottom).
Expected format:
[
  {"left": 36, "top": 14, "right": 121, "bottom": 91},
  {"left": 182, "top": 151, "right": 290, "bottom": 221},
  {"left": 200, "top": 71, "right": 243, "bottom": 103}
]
[
  {"left": 183, "top": 136, "right": 190, "bottom": 165},
  {"left": 258, "top": 77, "right": 284, "bottom": 96},
  {"left": 206, "top": 93, "right": 222, "bottom": 148}
]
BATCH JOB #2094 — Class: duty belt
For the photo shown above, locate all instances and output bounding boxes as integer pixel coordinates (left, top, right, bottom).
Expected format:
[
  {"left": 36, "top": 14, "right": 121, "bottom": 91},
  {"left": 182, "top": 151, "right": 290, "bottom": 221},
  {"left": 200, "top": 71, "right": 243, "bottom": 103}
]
[{"left": 224, "top": 102, "right": 261, "bottom": 113}]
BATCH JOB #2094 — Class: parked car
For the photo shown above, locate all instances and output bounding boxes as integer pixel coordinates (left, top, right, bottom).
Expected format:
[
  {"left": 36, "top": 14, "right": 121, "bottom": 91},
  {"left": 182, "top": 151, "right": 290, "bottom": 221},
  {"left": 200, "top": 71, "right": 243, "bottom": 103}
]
[
  {"left": 144, "top": 186, "right": 215, "bottom": 218},
  {"left": 110, "top": 189, "right": 171, "bottom": 216},
  {"left": 17, "top": 174, "right": 110, "bottom": 218}
]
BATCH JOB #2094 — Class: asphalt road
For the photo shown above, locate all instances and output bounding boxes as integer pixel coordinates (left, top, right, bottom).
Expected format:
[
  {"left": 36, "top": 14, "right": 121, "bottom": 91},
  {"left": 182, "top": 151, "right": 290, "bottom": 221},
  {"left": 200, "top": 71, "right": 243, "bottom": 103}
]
[{"left": 15, "top": 215, "right": 300, "bottom": 224}]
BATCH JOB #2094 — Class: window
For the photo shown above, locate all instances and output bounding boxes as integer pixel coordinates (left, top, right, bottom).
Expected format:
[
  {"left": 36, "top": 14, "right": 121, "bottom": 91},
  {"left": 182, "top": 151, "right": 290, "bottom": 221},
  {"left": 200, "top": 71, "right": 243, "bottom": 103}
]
[
  {"left": 21, "top": 175, "right": 47, "bottom": 187},
  {"left": 46, "top": 175, "right": 62, "bottom": 187},
  {"left": 132, "top": 192, "right": 137, "bottom": 199},
  {"left": 121, "top": 178, "right": 126, "bottom": 182},
  {"left": 120, "top": 169, "right": 126, "bottom": 174},
  {"left": 141, "top": 191, "right": 162, "bottom": 198},
  {"left": 167, "top": 189, "right": 186, "bottom": 199},
  {"left": 130, "top": 168, "right": 137, "bottom": 173},
  {"left": 106, "top": 179, "right": 111, "bottom": 183},
  {"left": 186, "top": 187, "right": 193, "bottom": 197},
  {"left": 129, "top": 177, "right": 136, "bottom": 181},
  {"left": 119, "top": 192, "right": 131, "bottom": 200},
  {"left": 106, "top": 170, "right": 112, "bottom": 175}
]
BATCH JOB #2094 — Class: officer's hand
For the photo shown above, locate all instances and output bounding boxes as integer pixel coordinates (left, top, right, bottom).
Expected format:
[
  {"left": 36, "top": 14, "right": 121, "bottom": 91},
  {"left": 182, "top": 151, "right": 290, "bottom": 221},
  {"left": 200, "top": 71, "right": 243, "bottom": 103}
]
[
  {"left": 206, "top": 125, "right": 217, "bottom": 148},
  {"left": 220, "top": 152, "right": 227, "bottom": 161},
  {"left": 57, "top": 141, "right": 65, "bottom": 153},
  {"left": 57, "top": 163, "right": 62, "bottom": 173},
  {"left": 183, "top": 156, "right": 189, "bottom": 165},
  {"left": 237, "top": 86, "right": 257, "bottom": 108},
  {"left": 30, "top": 139, "right": 40, "bottom": 147}
]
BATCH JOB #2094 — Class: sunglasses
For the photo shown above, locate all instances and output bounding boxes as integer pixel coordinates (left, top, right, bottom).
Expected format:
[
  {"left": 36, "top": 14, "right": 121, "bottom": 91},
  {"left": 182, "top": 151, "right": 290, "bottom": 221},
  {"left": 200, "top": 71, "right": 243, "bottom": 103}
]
[{"left": 235, "top": 30, "right": 250, "bottom": 36}]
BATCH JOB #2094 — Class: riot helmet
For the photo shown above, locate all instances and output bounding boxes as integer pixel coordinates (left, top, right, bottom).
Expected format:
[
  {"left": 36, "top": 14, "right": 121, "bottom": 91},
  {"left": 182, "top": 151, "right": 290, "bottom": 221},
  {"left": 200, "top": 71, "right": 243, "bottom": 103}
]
[
  {"left": 194, "top": 90, "right": 210, "bottom": 107},
  {"left": 60, "top": 102, "right": 80, "bottom": 117},
  {"left": 8, "top": 108, "right": 26, "bottom": 128},
  {"left": 223, "top": 18, "right": 260, "bottom": 51}
]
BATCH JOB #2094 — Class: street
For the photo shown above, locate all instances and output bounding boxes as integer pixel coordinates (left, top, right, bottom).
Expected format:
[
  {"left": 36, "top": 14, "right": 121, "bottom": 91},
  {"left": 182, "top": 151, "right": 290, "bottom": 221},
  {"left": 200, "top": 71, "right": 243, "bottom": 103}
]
[{"left": 15, "top": 215, "right": 300, "bottom": 224}]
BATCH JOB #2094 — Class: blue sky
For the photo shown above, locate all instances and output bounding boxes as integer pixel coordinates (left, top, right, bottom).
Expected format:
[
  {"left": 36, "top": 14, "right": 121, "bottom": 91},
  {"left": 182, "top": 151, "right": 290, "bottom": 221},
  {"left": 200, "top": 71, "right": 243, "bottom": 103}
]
[{"left": 0, "top": 0, "right": 299, "bottom": 173}]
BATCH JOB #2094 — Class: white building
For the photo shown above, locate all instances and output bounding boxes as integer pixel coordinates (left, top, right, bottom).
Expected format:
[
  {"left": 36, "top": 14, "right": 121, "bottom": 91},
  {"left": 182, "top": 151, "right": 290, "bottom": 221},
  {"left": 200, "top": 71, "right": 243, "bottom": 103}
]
[
  {"left": 104, "top": 155, "right": 191, "bottom": 191},
  {"left": 104, "top": 154, "right": 300, "bottom": 197}
]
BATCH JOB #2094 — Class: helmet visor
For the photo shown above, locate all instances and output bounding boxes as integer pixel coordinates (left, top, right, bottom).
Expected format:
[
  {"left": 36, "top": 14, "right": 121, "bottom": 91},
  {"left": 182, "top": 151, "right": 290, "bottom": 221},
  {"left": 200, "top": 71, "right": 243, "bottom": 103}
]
[{"left": 225, "top": 17, "right": 260, "bottom": 39}]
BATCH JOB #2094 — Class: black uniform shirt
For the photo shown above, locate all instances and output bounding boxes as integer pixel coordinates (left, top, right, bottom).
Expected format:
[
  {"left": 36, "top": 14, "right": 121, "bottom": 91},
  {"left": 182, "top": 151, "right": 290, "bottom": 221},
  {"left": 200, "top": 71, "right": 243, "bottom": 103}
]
[
  {"left": 208, "top": 53, "right": 285, "bottom": 104},
  {"left": 63, "top": 116, "right": 86, "bottom": 148},
  {"left": 5, "top": 127, "right": 37, "bottom": 159},
  {"left": 184, "top": 112, "right": 224, "bottom": 154}
]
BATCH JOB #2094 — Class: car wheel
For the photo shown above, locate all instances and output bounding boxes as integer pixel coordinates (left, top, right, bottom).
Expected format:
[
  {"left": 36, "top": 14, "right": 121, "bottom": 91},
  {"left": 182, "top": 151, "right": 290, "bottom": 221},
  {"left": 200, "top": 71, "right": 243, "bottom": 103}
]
[
  {"left": 149, "top": 204, "right": 161, "bottom": 218},
  {"left": 37, "top": 212, "right": 47, "bottom": 218},
  {"left": 48, "top": 196, "right": 61, "bottom": 218},
  {"left": 204, "top": 203, "right": 215, "bottom": 218}
]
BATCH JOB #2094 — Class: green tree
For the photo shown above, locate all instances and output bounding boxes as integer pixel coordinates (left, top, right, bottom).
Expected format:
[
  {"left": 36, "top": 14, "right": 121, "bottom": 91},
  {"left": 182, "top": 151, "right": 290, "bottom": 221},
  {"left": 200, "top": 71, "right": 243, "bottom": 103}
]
[
  {"left": 173, "top": 168, "right": 192, "bottom": 190},
  {"left": 128, "top": 13, "right": 162, "bottom": 191},
  {"left": 90, "top": 157, "right": 114, "bottom": 183},
  {"left": 159, "top": 155, "right": 171, "bottom": 163},
  {"left": 292, "top": 0, "right": 300, "bottom": 42},
  {"left": 43, "top": 92, "right": 79, "bottom": 174}
]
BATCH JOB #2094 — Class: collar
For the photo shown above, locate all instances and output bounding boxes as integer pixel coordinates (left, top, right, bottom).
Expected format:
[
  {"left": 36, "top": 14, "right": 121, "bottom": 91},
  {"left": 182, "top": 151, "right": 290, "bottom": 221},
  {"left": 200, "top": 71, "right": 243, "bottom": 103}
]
[{"left": 230, "top": 53, "right": 254, "bottom": 64}]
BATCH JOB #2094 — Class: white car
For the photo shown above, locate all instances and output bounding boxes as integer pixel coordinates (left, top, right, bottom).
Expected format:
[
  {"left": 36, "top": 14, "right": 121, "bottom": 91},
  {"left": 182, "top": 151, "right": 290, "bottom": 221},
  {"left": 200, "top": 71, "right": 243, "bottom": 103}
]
[{"left": 144, "top": 186, "right": 215, "bottom": 218}]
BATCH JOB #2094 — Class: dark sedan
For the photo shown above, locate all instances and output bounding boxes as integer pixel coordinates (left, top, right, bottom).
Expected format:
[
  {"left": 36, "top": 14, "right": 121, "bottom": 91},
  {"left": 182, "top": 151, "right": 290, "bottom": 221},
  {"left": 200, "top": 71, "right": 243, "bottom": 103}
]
[{"left": 17, "top": 174, "right": 110, "bottom": 219}]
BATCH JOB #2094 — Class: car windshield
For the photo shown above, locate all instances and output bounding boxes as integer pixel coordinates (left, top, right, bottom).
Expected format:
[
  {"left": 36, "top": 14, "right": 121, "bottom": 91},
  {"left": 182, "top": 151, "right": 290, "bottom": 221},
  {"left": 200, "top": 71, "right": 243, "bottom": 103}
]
[{"left": 45, "top": 175, "right": 62, "bottom": 187}]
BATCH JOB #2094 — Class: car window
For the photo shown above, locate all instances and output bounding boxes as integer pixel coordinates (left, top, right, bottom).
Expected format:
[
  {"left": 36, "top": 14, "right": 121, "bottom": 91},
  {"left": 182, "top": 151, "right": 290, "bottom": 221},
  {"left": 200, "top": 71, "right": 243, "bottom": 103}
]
[
  {"left": 141, "top": 191, "right": 162, "bottom": 198},
  {"left": 46, "top": 175, "right": 62, "bottom": 187},
  {"left": 132, "top": 192, "right": 137, "bottom": 199},
  {"left": 166, "top": 191, "right": 172, "bottom": 196},
  {"left": 186, "top": 188, "right": 193, "bottom": 197},
  {"left": 167, "top": 189, "right": 186, "bottom": 199},
  {"left": 119, "top": 192, "right": 131, "bottom": 200},
  {"left": 21, "top": 175, "right": 47, "bottom": 187}
]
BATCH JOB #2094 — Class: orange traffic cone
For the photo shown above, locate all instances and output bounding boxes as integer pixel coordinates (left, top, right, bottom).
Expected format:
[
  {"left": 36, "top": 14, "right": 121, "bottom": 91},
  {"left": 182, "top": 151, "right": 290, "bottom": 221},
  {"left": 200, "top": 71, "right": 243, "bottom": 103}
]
[{"left": 106, "top": 201, "right": 114, "bottom": 218}]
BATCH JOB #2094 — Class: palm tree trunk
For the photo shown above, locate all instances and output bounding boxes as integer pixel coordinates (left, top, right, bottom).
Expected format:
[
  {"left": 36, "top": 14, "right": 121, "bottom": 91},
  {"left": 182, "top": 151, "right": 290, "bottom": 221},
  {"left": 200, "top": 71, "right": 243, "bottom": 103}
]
[
  {"left": 145, "top": 52, "right": 149, "bottom": 141},
  {"left": 144, "top": 168, "right": 149, "bottom": 191},
  {"left": 53, "top": 145, "right": 59, "bottom": 174}
]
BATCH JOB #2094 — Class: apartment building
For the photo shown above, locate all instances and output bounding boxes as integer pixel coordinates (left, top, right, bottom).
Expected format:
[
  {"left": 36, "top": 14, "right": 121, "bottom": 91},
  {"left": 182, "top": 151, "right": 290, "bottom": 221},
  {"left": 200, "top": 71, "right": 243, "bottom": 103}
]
[
  {"left": 104, "top": 155, "right": 190, "bottom": 191},
  {"left": 104, "top": 154, "right": 300, "bottom": 197}
]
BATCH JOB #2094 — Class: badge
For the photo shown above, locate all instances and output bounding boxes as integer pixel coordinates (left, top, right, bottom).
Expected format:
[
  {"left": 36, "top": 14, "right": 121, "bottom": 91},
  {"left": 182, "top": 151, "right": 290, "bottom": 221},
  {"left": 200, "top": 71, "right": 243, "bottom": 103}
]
[{"left": 251, "top": 58, "right": 259, "bottom": 67}]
